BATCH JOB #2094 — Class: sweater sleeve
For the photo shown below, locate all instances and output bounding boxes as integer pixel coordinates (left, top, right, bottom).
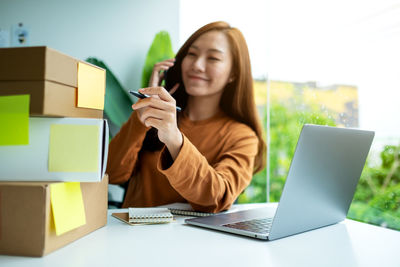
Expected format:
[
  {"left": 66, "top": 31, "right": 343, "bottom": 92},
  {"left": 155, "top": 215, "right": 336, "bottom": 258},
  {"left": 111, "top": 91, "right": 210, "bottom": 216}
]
[
  {"left": 157, "top": 128, "right": 258, "bottom": 213},
  {"left": 106, "top": 111, "right": 149, "bottom": 185}
]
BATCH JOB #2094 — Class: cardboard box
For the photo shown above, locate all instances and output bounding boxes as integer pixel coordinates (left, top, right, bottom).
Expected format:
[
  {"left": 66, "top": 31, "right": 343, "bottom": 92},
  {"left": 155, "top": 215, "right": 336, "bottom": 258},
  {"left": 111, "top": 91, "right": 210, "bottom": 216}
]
[
  {"left": 0, "top": 46, "right": 78, "bottom": 85},
  {"left": 0, "top": 117, "right": 109, "bottom": 182},
  {"left": 0, "top": 46, "right": 105, "bottom": 118},
  {"left": 0, "top": 175, "right": 108, "bottom": 257},
  {"left": 0, "top": 81, "right": 103, "bottom": 118}
]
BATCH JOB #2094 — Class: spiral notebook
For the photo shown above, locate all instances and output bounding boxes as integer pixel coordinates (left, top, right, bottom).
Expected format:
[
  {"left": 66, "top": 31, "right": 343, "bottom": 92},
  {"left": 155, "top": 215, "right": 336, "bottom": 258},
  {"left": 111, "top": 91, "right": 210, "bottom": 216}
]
[
  {"left": 129, "top": 208, "right": 173, "bottom": 224},
  {"left": 111, "top": 208, "right": 173, "bottom": 225}
]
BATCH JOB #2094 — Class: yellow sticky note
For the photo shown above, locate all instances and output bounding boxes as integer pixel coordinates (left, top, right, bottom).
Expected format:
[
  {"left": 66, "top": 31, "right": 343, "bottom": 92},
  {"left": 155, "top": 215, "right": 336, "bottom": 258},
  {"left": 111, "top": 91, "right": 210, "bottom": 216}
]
[
  {"left": 0, "top": 94, "right": 30, "bottom": 145},
  {"left": 49, "top": 124, "right": 100, "bottom": 172},
  {"left": 50, "top": 182, "right": 86, "bottom": 236},
  {"left": 77, "top": 62, "right": 105, "bottom": 110}
]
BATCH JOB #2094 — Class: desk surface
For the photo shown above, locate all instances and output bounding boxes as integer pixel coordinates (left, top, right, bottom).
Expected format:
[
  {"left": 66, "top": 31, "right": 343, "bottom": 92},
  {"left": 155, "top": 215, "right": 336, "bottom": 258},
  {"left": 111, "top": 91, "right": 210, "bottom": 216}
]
[{"left": 1, "top": 203, "right": 400, "bottom": 267}]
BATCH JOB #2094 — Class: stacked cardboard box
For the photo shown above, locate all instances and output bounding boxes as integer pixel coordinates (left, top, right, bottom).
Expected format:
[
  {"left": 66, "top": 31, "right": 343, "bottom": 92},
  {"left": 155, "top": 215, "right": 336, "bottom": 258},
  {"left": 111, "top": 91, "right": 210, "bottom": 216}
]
[
  {"left": 0, "top": 176, "right": 108, "bottom": 256},
  {"left": 0, "top": 46, "right": 109, "bottom": 256},
  {"left": 0, "top": 46, "right": 103, "bottom": 118}
]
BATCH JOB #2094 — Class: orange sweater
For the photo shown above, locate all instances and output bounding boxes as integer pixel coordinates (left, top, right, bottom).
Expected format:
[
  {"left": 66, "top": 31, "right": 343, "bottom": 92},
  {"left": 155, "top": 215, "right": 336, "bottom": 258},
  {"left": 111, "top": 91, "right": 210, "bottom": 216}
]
[{"left": 106, "top": 110, "right": 258, "bottom": 212}]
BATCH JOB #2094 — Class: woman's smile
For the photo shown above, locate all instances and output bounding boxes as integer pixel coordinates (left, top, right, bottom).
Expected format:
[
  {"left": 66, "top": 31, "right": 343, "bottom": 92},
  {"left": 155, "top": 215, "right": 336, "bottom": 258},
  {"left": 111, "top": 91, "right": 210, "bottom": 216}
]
[{"left": 187, "top": 74, "right": 209, "bottom": 81}]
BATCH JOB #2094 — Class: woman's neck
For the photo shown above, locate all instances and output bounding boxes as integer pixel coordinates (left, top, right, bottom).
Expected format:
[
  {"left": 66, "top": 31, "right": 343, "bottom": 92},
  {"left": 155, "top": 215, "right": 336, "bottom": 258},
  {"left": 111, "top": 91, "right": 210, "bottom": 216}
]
[{"left": 185, "top": 93, "right": 222, "bottom": 121}]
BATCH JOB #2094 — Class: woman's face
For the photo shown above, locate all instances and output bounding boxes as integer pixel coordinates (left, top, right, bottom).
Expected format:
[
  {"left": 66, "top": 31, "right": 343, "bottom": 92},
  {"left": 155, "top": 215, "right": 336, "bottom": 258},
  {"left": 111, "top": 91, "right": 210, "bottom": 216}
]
[{"left": 181, "top": 30, "right": 233, "bottom": 98}]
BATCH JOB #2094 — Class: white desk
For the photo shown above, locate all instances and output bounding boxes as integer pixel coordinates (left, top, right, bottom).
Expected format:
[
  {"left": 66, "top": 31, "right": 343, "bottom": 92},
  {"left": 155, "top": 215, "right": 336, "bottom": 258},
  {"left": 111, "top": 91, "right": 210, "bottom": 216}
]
[{"left": 1, "top": 203, "right": 400, "bottom": 267}]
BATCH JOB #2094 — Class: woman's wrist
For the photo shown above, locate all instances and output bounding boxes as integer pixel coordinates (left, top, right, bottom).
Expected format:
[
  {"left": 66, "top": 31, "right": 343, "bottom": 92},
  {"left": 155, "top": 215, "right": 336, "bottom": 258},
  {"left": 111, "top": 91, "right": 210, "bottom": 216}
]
[{"left": 165, "top": 130, "right": 183, "bottom": 160}]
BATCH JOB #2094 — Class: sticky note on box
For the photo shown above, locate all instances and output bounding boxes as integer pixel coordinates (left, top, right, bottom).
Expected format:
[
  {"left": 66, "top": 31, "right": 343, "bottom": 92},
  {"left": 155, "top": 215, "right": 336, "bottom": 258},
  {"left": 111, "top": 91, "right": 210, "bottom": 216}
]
[
  {"left": 77, "top": 62, "right": 105, "bottom": 110},
  {"left": 48, "top": 124, "right": 100, "bottom": 173},
  {"left": 50, "top": 182, "right": 86, "bottom": 236},
  {"left": 0, "top": 94, "right": 30, "bottom": 145}
]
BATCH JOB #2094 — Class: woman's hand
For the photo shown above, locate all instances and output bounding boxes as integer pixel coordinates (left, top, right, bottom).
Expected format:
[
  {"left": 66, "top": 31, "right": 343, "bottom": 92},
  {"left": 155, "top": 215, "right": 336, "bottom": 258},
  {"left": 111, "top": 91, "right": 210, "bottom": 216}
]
[
  {"left": 131, "top": 85, "right": 182, "bottom": 159},
  {"left": 148, "top": 58, "right": 175, "bottom": 87}
]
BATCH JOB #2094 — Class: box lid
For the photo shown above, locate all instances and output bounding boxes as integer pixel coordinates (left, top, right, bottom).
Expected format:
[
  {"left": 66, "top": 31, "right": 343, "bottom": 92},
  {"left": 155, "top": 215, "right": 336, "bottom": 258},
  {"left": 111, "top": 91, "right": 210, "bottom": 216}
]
[{"left": 0, "top": 46, "right": 80, "bottom": 87}]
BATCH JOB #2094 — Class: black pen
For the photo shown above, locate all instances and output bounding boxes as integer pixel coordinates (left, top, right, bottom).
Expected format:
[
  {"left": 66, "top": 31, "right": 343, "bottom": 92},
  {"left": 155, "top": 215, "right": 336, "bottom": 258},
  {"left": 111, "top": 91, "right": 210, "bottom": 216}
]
[{"left": 129, "top": 90, "right": 182, "bottom": 112}]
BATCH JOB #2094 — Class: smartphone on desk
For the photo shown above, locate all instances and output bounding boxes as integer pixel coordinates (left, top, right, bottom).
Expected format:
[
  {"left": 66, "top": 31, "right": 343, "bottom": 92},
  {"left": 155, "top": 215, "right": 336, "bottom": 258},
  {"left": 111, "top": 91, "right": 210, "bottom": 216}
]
[{"left": 129, "top": 90, "right": 182, "bottom": 112}]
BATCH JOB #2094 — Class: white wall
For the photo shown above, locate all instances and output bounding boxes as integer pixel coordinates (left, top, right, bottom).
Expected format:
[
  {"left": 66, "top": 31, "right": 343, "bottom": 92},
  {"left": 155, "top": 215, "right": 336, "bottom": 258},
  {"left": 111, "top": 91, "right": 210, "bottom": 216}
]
[{"left": 0, "top": 0, "right": 180, "bottom": 92}]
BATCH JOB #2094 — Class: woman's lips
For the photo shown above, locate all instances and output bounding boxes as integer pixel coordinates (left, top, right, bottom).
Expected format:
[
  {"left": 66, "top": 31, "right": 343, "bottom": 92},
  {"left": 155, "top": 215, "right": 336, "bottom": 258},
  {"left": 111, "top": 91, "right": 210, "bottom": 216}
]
[{"left": 188, "top": 75, "right": 209, "bottom": 81}]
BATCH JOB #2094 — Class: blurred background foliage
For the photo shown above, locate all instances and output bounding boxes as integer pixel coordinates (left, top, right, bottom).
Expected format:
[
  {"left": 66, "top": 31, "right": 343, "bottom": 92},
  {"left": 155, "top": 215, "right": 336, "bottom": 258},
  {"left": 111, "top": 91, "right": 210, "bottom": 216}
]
[
  {"left": 141, "top": 31, "right": 175, "bottom": 88},
  {"left": 348, "top": 144, "right": 400, "bottom": 229},
  {"left": 238, "top": 95, "right": 400, "bottom": 231}
]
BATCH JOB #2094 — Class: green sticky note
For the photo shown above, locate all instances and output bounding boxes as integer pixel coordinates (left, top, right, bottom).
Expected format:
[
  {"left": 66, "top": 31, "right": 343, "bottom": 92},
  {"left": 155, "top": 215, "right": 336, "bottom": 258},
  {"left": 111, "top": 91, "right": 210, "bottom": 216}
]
[
  {"left": 50, "top": 182, "right": 86, "bottom": 236},
  {"left": 49, "top": 124, "right": 99, "bottom": 172},
  {"left": 0, "top": 94, "right": 30, "bottom": 145}
]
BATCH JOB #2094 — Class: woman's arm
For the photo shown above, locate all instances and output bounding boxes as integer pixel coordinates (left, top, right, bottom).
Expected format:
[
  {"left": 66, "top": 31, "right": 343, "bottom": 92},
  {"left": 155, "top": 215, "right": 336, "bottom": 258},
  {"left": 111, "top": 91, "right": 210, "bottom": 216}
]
[
  {"left": 106, "top": 112, "right": 149, "bottom": 184},
  {"left": 157, "top": 126, "right": 259, "bottom": 213},
  {"left": 107, "top": 59, "right": 178, "bottom": 184}
]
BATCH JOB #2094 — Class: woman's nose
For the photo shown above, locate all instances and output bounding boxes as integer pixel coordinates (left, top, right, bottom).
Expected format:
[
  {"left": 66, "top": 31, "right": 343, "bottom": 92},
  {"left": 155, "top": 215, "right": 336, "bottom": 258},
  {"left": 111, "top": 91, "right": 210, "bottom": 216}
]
[{"left": 192, "top": 56, "right": 206, "bottom": 72}]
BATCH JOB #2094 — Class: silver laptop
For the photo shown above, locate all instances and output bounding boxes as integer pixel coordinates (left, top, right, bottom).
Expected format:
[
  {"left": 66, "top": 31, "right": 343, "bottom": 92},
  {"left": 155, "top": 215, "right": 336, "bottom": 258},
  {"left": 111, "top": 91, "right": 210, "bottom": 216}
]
[{"left": 185, "top": 124, "right": 374, "bottom": 240}]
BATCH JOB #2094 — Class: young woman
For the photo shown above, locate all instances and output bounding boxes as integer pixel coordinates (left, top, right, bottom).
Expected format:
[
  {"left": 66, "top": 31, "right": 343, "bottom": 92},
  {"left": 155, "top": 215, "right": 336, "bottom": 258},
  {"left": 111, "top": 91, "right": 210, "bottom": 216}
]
[{"left": 106, "top": 21, "right": 266, "bottom": 212}]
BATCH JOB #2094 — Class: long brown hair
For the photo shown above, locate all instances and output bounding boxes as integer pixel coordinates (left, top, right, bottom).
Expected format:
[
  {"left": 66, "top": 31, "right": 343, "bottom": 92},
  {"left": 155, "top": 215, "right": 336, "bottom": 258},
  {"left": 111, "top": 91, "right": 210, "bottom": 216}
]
[{"left": 143, "top": 21, "right": 266, "bottom": 173}]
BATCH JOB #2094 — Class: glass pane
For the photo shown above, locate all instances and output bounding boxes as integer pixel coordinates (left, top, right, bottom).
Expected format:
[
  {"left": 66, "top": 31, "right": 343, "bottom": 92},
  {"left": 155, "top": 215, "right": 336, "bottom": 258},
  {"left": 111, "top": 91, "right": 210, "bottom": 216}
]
[
  {"left": 264, "top": 0, "right": 400, "bottom": 230},
  {"left": 238, "top": 81, "right": 268, "bottom": 202}
]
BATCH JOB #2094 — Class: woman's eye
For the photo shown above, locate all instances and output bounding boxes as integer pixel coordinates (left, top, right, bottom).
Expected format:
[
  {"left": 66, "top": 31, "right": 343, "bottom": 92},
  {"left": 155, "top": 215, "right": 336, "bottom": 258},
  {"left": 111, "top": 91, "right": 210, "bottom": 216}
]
[
  {"left": 209, "top": 57, "right": 220, "bottom": 61},
  {"left": 187, "top": 52, "right": 196, "bottom": 56}
]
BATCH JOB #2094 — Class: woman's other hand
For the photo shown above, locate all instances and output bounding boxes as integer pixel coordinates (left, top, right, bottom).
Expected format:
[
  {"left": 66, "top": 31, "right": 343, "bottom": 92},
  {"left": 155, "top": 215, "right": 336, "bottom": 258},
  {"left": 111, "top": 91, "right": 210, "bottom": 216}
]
[
  {"left": 131, "top": 85, "right": 182, "bottom": 159},
  {"left": 148, "top": 58, "right": 176, "bottom": 87}
]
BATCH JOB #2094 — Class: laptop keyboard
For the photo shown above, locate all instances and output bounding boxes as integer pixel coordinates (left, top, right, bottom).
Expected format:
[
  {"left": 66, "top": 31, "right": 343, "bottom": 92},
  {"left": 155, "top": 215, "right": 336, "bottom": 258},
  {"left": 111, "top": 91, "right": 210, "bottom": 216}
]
[{"left": 223, "top": 218, "right": 273, "bottom": 234}]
